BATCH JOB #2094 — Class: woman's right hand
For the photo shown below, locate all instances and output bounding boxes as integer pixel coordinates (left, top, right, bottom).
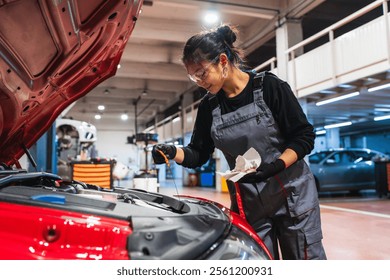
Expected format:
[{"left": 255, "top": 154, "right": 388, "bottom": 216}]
[{"left": 151, "top": 144, "right": 177, "bottom": 164}]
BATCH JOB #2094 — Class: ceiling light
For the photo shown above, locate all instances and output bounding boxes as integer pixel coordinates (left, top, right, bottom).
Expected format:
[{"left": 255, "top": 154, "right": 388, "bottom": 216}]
[
  {"left": 316, "top": 91, "right": 359, "bottom": 106},
  {"left": 315, "top": 130, "right": 326, "bottom": 135},
  {"left": 324, "top": 121, "right": 352, "bottom": 129},
  {"left": 319, "top": 90, "right": 337, "bottom": 94},
  {"left": 117, "top": 64, "right": 121, "bottom": 69},
  {"left": 94, "top": 114, "right": 102, "bottom": 120},
  {"left": 338, "top": 84, "right": 355, "bottom": 89},
  {"left": 203, "top": 10, "right": 220, "bottom": 25},
  {"left": 363, "top": 77, "right": 379, "bottom": 85},
  {"left": 374, "top": 115, "right": 390, "bottom": 121},
  {"left": 375, "top": 104, "right": 390, "bottom": 107},
  {"left": 374, "top": 108, "right": 390, "bottom": 112},
  {"left": 172, "top": 117, "right": 180, "bottom": 123},
  {"left": 121, "top": 114, "right": 128, "bottom": 121},
  {"left": 98, "top": 105, "right": 105, "bottom": 111},
  {"left": 368, "top": 83, "right": 390, "bottom": 92}
]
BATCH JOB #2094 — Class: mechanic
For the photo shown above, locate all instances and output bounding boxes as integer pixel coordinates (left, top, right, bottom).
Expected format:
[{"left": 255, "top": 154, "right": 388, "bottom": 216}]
[{"left": 152, "top": 24, "right": 326, "bottom": 260}]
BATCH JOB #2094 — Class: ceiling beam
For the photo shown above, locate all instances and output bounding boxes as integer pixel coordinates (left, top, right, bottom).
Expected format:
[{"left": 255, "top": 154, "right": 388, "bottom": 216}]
[
  {"left": 285, "top": 0, "right": 325, "bottom": 18},
  {"left": 121, "top": 43, "right": 183, "bottom": 64},
  {"left": 87, "top": 88, "right": 179, "bottom": 101},
  {"left": 240, "top": 0, "right": 325, "bottom": 55},
  {"left": 66, "top": 111, "right": 154, "bottom": 122},
  {"left": 155, "top": 0, "right": 279, "bottom": 19},
  {"left": 77, "top": 96, "right": 167, "bottom": 107},
  {"left": 97, "top": 77, "right": 190, "bottom": 93},
  {"left": 240, "top": 17, "right": 278, "bottom": 54},
  {"left": 130, "top": 17, "right": 200, "bottom": 43},
  {"left": 115, "top": 61, "right": 189, "bottom": 81}
]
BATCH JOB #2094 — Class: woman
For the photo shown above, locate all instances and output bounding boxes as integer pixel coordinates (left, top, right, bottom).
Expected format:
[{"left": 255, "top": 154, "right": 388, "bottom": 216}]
[{"left": 152, "top": 24, "right": 326, "bottom": 260}]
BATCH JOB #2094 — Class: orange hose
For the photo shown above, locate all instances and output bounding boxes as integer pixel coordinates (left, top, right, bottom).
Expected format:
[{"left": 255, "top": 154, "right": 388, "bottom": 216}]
[{"left": 157, "top": 149, "right": 170, "bottom": 167}]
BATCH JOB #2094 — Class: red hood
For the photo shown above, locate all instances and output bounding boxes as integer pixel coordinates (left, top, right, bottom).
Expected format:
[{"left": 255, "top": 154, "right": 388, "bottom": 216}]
[{"left": 0, "top": 0, "right": 143, "bottom": 166}]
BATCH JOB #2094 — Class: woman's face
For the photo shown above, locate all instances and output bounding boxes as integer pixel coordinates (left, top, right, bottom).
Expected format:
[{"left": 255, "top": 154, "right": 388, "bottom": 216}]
[{"left": 186, "top": 58, "right": 224, "bottom": 94}]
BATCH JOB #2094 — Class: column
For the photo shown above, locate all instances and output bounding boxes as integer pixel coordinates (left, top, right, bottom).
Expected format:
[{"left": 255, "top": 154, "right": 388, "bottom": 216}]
[
  {"left": 275, "top": 18, "right": 303, "bottom": 81},
  {"left": 326, "top": 128, "right": 340, "bottom": 149}
]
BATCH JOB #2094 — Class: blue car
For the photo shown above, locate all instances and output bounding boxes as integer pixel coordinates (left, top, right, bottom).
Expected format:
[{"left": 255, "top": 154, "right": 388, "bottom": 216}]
[{"left": 308, "top": 148, "right": 389, "bottom": 193}]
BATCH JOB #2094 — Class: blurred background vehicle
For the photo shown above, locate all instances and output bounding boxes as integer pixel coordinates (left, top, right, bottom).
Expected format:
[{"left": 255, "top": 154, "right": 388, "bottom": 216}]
[{"left": 308, "top": 148, "right": 389, "bottom": 194}]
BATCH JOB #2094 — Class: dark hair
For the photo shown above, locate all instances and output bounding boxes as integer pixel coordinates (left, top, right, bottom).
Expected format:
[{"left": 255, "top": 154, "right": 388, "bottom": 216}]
[{"left": 182, "top": 24, "right": 246, "bottom": 68}]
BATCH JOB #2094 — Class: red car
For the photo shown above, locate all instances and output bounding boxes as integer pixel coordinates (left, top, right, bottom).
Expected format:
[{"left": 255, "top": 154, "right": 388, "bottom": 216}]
[{"left": 0, "top": 0, "right": 271, "bottom": 260}]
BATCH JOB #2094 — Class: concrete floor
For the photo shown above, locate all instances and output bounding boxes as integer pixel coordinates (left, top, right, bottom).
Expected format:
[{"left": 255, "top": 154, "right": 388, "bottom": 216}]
[{"left": 156, "top": 183, "right": 390, "bottom": 260}]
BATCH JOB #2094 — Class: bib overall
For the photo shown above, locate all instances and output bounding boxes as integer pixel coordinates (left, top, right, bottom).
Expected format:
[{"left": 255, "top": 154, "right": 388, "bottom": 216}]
[{"left": 209, "top": 72, "right": 326, "bottom": 260}]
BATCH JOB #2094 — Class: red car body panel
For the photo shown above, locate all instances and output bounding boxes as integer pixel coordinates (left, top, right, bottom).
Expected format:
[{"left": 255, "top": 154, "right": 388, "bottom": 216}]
[
  {"left": 0, "top": 0, "right": 143, "bottom": 166},
  {"left": 177, "top": 195, "right": 273, "bottom": 260},
  {"left": 0, "top": 202, "right": 132, "bottom": 260}
]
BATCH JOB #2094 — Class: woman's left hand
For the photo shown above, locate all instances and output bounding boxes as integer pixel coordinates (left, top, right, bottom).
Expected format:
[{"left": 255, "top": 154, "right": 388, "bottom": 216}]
[{"left": 238, "top": 159, "right": 286, "bottom": 183}]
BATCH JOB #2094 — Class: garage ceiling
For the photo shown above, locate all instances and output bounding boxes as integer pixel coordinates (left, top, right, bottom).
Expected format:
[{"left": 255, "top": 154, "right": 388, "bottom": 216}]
[{"left": 64, "top": 0, "right": 390, "bottom": 136}]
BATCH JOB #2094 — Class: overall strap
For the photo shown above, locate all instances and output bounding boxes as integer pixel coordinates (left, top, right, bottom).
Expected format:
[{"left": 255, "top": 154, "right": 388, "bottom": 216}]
[
  {"left": 208, "top": 92, "right": 220, "bottom": 112},
  {"left": 209, "top": 71, "right": 267, "bottom": 110},
  {"left": 253, "top": 71, "right": 266, "bottom": 100},
  {"left": 253, "top": 71, "right": 266, "bottom": 90}
]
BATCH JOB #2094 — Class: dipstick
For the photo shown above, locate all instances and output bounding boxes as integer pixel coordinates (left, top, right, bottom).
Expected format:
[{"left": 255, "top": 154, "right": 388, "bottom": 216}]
[{"left": 157, "top": 149, "right": 180, "bottom": 200}]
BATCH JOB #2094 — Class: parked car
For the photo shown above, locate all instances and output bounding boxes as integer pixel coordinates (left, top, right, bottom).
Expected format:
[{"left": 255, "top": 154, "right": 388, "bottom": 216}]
[
  {"left": 308, "top": 148, "right": 389, "bottom": 193},
  {"left": 0, "top": 0, "right": 271, "bottom": 260}
]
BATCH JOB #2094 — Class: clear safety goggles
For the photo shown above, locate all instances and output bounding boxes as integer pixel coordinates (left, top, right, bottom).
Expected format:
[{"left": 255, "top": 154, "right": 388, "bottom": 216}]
[{"left": 187, "top": 57, "right": 219, "bottom": 83}]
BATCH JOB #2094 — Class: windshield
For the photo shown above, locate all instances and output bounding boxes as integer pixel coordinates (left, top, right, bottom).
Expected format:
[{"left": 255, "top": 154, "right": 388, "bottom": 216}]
[{"left": 309, "top": 151, "right": 332, "bottom": 164}]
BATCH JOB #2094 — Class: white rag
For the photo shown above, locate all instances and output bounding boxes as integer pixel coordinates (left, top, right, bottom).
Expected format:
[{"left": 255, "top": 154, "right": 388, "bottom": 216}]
[{"left": 217, "top": 147, "right": 262, "bottom": 182}]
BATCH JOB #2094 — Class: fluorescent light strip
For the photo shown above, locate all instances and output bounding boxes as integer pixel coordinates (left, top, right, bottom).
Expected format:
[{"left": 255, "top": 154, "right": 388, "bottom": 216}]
[
  {"left": 368, "top": 83, "right": 390, "bottom": 92},
  {"left": 324, "top": 121, "right": 352, "bottom": 129},
  {"left": 316, "top": 91, "right": 359, "bottom": 106},
  {"left": 338, "top": 84, "right": 354, "bottom": 89},
  {"left": 315, "top": 130, "right": 326, "bottom": 135},
  {"left": 375, "top": 104, "right": 390, "bottom": 108},
  {"left": 374, "top": 108, "right": 390, "bottom": 112},
  {"left": 374, "top": 115, "right": 390, "bottom": 121}
]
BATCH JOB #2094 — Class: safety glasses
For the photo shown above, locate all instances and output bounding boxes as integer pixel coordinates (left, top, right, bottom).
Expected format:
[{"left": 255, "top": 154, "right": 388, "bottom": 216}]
[{"left": 187, "top": 56, "right": 219, "bottom": 83}]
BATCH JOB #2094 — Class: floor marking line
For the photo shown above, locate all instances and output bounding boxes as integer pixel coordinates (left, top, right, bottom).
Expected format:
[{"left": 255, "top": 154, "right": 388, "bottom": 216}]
[{"left": 320, "top": 204, "right": 390, "bottom": 219}]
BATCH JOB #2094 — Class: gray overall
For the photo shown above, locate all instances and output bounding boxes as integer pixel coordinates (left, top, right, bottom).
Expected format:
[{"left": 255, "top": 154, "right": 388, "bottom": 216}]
[{"left": 209, "top": 72, "right": 326, "bottom": 260}]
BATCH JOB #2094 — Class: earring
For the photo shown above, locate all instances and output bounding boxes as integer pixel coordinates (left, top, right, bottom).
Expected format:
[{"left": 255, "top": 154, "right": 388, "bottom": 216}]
[{"left": 222, "top": 66, "right": 228, "bottom": 78}]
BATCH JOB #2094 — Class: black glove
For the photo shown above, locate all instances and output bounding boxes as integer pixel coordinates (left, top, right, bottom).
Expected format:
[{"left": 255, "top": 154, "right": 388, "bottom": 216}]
[
  {"left": 238, "top": 159, "right": 286, "bottom": 183},
  {"left": 152, "top": 144, "right": 177, "bottom": 164}
]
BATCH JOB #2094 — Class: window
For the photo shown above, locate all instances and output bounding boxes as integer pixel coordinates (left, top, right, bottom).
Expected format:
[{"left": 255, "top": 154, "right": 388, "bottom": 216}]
[
  {"left": 309, "top": 152, "right": 331, "bottom": 164},
  {"left": 353, "top": 151, "right": 374, "bottom": 161}
]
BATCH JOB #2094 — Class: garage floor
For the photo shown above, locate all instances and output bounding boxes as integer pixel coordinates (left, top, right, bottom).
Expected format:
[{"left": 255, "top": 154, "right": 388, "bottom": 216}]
[{"left": 157, "top": 183, "right": 390, "bottom": 260}]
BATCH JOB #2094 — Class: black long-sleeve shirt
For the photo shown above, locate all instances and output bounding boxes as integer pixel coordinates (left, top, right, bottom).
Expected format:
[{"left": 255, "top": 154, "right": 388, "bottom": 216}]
[{"left": 181, "top": 71, "right": 315, "bottom": 168}]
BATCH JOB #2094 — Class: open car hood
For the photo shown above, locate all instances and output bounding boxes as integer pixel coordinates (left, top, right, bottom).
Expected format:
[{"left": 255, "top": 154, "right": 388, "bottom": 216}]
[
  {"left": 0, "top": 0, "right": 143, "bottom": 166},
  {"left": 0, "top": 171, "right": 272, "bottom": 260}
]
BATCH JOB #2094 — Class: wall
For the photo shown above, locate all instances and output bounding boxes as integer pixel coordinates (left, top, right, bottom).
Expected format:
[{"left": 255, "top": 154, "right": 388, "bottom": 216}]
[
  {"left": 314, "top": 131, "right": 390, "bottom": 156},
  {"left": 95, "top": 130, "right": 139, "bottom": 168},
  {"left": 348, "top": 132, "right": 390, "bottom": 155}
]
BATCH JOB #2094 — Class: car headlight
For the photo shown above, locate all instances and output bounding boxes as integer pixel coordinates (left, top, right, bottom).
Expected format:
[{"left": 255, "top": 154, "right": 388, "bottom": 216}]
[{"left": 205, "top": 225, "right": 271, "bottom": 260}]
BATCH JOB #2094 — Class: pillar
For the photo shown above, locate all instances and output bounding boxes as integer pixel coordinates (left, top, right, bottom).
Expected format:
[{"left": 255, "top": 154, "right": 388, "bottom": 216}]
[
  {"left": 326, "top": 128, "right": 340, "bottom": 149},
  {"left": 275, "top": 18, "right": 303, "bottom": 81}
]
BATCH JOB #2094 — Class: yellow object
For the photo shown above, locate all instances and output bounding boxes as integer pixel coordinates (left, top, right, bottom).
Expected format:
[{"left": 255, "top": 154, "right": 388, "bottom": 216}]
[
  {"left": 72, "top": 163, "right": 112, "bottom": 189},
  {"left": 221, "top": 176, "right": 229, "bottom": 193}
]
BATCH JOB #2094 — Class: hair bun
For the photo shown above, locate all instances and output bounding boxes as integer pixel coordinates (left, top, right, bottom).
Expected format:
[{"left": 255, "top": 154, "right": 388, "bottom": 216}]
[{"left": 216, "top": 24, "right": 237, "bottom": 45}]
